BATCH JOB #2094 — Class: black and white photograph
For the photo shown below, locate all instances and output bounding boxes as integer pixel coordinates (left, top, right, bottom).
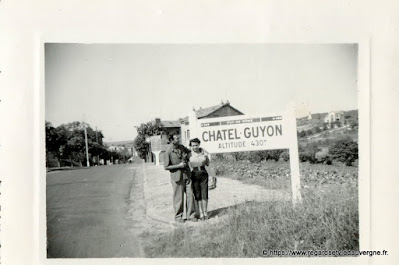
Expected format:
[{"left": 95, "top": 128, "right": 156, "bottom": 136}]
[
  {"left": 45, "top": 43, "right": 361, "bottom": 258},
  {"left": 4, "top": 1, "right": 399, "bottom": 265}
]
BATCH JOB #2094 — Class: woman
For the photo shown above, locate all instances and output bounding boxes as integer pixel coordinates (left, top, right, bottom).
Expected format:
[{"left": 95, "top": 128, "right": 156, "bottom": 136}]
[{"left": 188, "top": 138, "right": 210, "bottom": 220}]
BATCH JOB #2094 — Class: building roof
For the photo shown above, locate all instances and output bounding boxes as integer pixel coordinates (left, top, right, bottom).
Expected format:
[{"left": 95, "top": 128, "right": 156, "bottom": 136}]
[
  {"left": 178, "top": 116, "right": 189, "bottom": 124},
  {"left": 177, "top": 102, "right": 244, "bottom": 123},
  {"left": 195, "top": 104, "right": 223, "bottom": 118},
  {"left": 152, "top": 101, "right": 244, "bottom": 127},
  {"left": 150, "top": 119, "right": 181, "bottom": 128},
  {"left": 195, "top": 102, "right": 244, "bottom": 118}
]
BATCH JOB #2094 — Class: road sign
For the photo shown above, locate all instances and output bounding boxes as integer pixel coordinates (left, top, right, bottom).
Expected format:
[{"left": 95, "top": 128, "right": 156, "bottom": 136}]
[
  {"left": 188, "top": 108, "right": 302, "bottom": 205},
  {"left": 150, "top": 135, "right": 162, "bottom": 152},
  {"left": 198, "top": 115, "right": 289, "bottom": 153}
]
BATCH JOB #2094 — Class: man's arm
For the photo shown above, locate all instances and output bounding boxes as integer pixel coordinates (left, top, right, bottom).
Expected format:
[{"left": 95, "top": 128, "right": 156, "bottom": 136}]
[
  {"left": 202, "top": 148, "right": 210, "bottom": 166},
  {"left": 164, "top": 163, "right": 185, "bottom": 171},
  {"left": 163, "top": 150, "right": 185, "bottom": 171},
  {"left": 183, "top": 145, "right": 192, "bottom": 154}
]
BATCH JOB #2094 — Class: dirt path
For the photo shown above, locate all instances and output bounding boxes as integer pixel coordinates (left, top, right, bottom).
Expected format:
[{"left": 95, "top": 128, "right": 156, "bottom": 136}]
[{"left": 138, "top": 162, "right": 291, "bottom": 229}]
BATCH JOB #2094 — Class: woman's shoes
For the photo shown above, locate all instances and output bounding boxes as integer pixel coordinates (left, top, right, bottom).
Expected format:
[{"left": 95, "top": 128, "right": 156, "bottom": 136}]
[{"left": 200, "top": 212, "right": 209, "bottom": 221}]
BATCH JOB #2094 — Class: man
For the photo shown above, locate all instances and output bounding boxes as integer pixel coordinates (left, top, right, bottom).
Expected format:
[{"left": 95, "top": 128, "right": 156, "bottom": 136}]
[{"left": 164, "top": 134, "right": 197, "bottom": 223}]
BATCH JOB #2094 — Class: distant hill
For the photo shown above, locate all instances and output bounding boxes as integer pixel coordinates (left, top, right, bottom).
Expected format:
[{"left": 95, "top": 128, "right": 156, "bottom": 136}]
[
  {"left": 297, "top": 109, "right": 357, "bottom": 123},
  {"left": 104, "top": 140, "right": 134, "bottom": 147},
  {"left": 296, "top": 109, "right": 358, "bottom": 132},
  {"left": 343, "top": 109, "right": 359, "bottom": 118},
  {"left": 310, "top": 112, "right": 329, "bottom": 120}
]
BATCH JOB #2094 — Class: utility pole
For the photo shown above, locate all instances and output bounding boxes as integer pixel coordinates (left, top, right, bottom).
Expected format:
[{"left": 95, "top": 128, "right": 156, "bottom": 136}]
[
  {"left": 95, "top": 126, "right": 99, "bottom": 165},
  {"left": 84, "top": 124, "right": 90, "bottom": 167}
]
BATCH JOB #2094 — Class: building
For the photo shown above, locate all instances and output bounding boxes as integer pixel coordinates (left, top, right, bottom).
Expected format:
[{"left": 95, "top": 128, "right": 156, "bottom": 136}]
[
  {"left": 106, "top": 140, "right": 136, "bottom": 159},
  {"left": 179, "top": 100, "right": 244, "bottom": 147},
  {"left": 149, "top": 100, "right": 244, "bottom": 165},
  {"left": 323, "top": 111, "right": 346, "bottom": 124},
  {"left": 152, "top": 118, "right": 181, "bottom": 136},
  {"left": 146, "top": 119, "right": 180, "bottom": 164}
]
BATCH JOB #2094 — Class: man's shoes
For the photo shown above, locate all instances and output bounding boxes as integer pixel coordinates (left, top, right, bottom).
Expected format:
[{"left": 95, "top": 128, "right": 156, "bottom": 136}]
[
  {"left": 175, "top": 219, "right": 185, "bottom": 224},
  {"left": 188, "top": 218, "right": 198, "bottom": 222}
]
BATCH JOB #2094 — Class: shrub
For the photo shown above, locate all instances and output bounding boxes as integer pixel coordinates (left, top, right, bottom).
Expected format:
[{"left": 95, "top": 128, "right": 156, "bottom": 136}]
[
  {"left": 315, "top": 151, "right": 332, "bottom": 164},
  {"left": 248, "top": 152, "right": 262, "bottom": 163},
  {"left": 245, "top": 150, "right": 284, "bottom": 163},
  {"left": 298, "top": 143, "right": 319, "bottom": 163},
  {"left": 267, "top": 150, "right": 284, "bottom": 162},
  {"left": 313, "top": 126, "right": 322, "bottom": 134},
  {"left": 46, "top": 152, "right": 59, "bottom": 168},
  {"left": 298, "top": 130, "right": 307, "bottom": 138},
  {"left": 279, "top": 150, "right": 290, "bottom": 161},
  {"left": 329, "top": 138, "right": 358, "bottom": 166},
  {"left": 231, "top": 152, "right": 250, "bottom": 161},
  {"left": 215, "top": 153, "right": 225, "bottom": 161}
]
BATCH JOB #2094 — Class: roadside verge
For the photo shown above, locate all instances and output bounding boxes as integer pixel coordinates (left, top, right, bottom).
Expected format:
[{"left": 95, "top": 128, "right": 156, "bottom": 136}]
[{"left": 140, "top": 161, "right": 291, "bottom": 226}]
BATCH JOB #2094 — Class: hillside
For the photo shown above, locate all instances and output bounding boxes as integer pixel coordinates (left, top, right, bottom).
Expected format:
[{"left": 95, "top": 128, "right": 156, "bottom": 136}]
[
  {"left": 296, "top": 109, "right": 358, "bottom": 130},
  {"left": 296, "top": 109, "right": 359, "bottom": 144},
  {"left": 104, "top": 140, "right": 135, "bottom": 147}
]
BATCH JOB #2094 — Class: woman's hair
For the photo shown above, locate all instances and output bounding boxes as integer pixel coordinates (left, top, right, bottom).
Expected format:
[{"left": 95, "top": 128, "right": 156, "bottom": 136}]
[{"left": 189, "top": 137, "right": 201, "bottom": 146}]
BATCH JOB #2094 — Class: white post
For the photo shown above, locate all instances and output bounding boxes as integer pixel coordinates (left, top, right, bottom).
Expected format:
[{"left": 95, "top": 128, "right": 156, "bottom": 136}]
[
  {"left": 152, "top": 151, "right": 161, "bottom": 166},
  {"left": 287, "top": 108, "right": 302, "bottom": 205},
  {"left": 188, "top": 110, "right": 199, "bottom": 140}
]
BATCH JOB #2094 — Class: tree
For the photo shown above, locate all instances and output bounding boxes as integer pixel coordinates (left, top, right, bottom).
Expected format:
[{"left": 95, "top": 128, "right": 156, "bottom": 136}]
[
  {"left": 298, "top": 143, "right": 319, "bottom": 163},
  {"left": 329, "top": 137, "right": 358, "bottom": 166},
  {"left": 46, "top": 121, "right": 109, "bottom": 167},
  {"left": 133, "top": 122, "right": 164, "bottom": 160},
  {"left": 89, "top": 142, "right": 106, "bottom": 161},
  {"left": 45, "top": 121, "right": 67, "bottom": 167},
  {"left": 64, "top": 123, "right": 87, "bottom": 165},
  {"left": 313, "top": 126, "right": 322, "bottom": 134}
]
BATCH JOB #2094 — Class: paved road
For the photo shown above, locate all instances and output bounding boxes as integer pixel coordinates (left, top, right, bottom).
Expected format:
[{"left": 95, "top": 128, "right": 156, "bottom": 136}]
[{"left": 46, "top": 162, "right": 145, "bottom": 258}]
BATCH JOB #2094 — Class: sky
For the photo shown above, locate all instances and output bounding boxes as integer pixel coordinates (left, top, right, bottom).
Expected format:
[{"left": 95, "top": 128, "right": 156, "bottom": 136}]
[{"left": 45, "top": 43, "right": 358, "bottom": 142}]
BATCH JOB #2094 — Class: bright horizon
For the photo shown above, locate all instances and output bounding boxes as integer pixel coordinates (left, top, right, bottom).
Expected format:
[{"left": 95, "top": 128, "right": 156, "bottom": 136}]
[{"left": 45, "top": 44, "right": 358, "bottom": 142}]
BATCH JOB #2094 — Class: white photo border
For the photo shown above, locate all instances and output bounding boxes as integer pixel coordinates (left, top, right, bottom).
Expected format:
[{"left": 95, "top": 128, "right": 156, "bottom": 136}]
[{"left": 36, "top": 38, "right": 370, "bottom": 265}]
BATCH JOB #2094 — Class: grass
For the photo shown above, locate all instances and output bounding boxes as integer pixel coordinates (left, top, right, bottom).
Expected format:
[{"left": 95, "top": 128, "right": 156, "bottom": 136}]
[
  {"left": 211, "top": 160, "right": 292, "bottom": 189},
  {"left": 210, "top": 159, "right": 358, "bottom": 189},
  {"left": 142, "top": 162, "right": 359, "bottom": 257}
]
